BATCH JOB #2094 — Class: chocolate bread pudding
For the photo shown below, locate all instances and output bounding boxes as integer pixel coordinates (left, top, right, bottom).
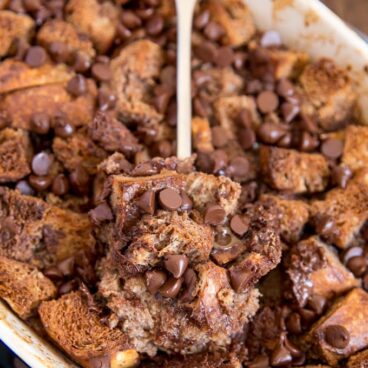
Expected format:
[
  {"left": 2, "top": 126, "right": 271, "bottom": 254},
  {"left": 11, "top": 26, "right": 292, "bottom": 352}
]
[{"left": 0, "top": 0, "right": 368, "bottom": 367}]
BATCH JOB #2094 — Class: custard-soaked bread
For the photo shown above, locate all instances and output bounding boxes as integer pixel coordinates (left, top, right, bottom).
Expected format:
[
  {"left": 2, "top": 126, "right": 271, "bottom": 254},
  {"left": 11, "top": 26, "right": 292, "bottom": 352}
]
[
  {"left": 0, "top": 256, "right": 56, "bottom": 319},
  {"left": 304, "top": 288, "right": 368, "bottom": 366},
  {"left": 214, "top": 96, "right": 260, "bottom": 139},
  {"left": 260, "top": 194, "right": 309, "bottom": 244},
  {"left": 39, "top": 291, "right": 138, "bottom": 368},
  {"left": 300, "top": 59, "right": 356, "bottom": 131},
  {"left": 0, "top": 80, "right": 97, "bottom": 130},
  {"left": 0, "top": 60, "right": 72, "bottom": 94},
  {"left": 311, "top": 170, "right": 368, "bottom": 248},
  {"left": 203, "top": 0, "right": 255, "bottom": 46},
  {"left": 99, "top": 257, "right": 260, "bottom": 356},
  {"left": 109, "top": 40, "right": 164, "bottom": 126},
  {"left": 260, "top": 146, "right": 330, "bottom": 193},
  {"left": 0, "top": 128, "right": 32, "bottom": 182},
  {"left": 286, "top": 237, "right": 358, "bottom": 308},
  {"left": 37, "top": 19, "right": 96, "bottom": 61},
  {"left": 249, "top": 47, "right": 309, "bottom": 81},
  {"left": 65, "top": 0, "right": 120, "bottom": 54},
  {"left": 0, "top": 10, "right": 34, "bottom": 58},
  {"left": 200, "top": 67, "right": 244, "bottom": 99},
  {"left": 342, "top": 125, "right": 368, "bottom": 172},
  {"left": 192, "top": 117, "right": 214, "bottom": 153},
  {"left": 348, "top": 349, "right": 368, "bottom": 368},
  {"left": 0, "top": 188, "right": 95, "bottom": 269},
  {"left": 53, "top": 130, "right": 107, "bottom": 175},
  {"left": 88, "top": 111, "right": 141, "bottom": 158},
  {"left": 95, "top": 163, "right": 281, "bottom": 355}
]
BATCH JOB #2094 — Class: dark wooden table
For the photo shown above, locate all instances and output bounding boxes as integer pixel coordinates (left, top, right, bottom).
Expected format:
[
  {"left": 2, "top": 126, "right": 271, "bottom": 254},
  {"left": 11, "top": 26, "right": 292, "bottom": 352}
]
[{"left": 323, "top": 0, "right": 368, "bottom": 35}]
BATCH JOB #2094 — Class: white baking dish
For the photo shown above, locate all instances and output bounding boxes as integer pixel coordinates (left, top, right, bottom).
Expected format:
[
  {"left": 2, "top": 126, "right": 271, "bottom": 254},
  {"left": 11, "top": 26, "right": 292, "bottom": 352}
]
[{"left": 1, "top": 0, "right": 368, "bottom": 366}]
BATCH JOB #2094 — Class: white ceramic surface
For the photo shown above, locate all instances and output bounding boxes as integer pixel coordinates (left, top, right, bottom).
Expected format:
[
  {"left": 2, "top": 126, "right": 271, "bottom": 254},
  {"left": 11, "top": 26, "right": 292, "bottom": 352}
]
[{"left": 1, "top": 0, "right": 368, "bottom": 366}]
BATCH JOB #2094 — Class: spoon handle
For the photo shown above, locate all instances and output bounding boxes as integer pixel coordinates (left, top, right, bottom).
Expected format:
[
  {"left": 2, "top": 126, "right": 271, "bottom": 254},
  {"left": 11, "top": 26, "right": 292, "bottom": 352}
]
[{"left": 176, "top": 0, "right": 196, "bottom": 159}]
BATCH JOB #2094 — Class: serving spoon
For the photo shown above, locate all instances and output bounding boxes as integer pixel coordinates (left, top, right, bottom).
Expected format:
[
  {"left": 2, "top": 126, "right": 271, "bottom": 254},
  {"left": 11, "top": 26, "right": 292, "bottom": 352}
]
[{"left": 175, "top": 0, "right": 197, "bottom": 159}]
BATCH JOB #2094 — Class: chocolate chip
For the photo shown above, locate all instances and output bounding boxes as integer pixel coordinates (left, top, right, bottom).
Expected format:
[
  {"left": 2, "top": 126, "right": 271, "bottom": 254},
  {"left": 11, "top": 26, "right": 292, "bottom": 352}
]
[
  {"left": 194, "top": 97, "right": 212, "bottom": 118},
  {"left": 363, "top": 273, "right": 368, "bottom": 291},
  {"left": 257, "top": 91, "right": 279, "bottom": 113},
  {"left": 204, "top": 204, "right": 226, "bottom": 225},
  {"left": 324, "top": 325, "right": 350, "bottom": 349},
  {"left": 25, "top": 46, "right": 47, "bottom": 67},
  {"left": 117, "top": 22, "right": 133, "bottom": 40},
  {"left": 121, "top": 11, "right": 142, "bottom": 29},
  {"left": 307, "top": 294, "right": 326, "bottom": 315},
  {"left": 215, "top": 228, "right": 232, "bottom": 246},
  {"left": 286, "top": 312, "right": 302, "bottom": 335},
  {"left": 89, "top": 202, "right": 113, "bottom": 224},
  {"left": 23, "top": 0, "right": 41, "bottom": 12},
  {"left": 160, "top": 65, "right": 176, "bottom": 88},
  {"left": 146, "top": 15, "right": 164, "bottom": 36},
  {"left": 153, "top": 85, "right": 172, "bottom": 114},
  {"left": 346, "top": 256, "right": 367, "bottom": 277},
  {"left": 227, "top": 156, "right": 250, "bottom": 178},
  {"left": 315, "top": 216, "right": 336, "bottom": 239},
  {"left": 30, "top": 112, "right": 50, "bottom": 134},
  {"left": 159, "top": 188, "right": 182, "bottom": 211},
  {"left": 159, "top": 277, "right": 183, "bottom": 298},
  {"left": 277, "top": 132, "right": 292, "bottom": 148},
  {"left": 57, "top": 257, "right": 75, "bottom": 277},
  {"left": 28, "top": 175, "right": 52, "bottom": 191},
  {"left": 299, "top": 308, "right": 316, "bottom": 324},
  {"left": 194, "top": 10, "right": 210, "bottom": 30},
  {"left": 215, "top": 46, "right": 234, "bottom": 68},
  {"left": 53, "top": 116, "right": 74, "bottom": 138},
  {"left": 16, "top": 180, "right": 35, "bottom": 196},
  {"left": 211, "top": 149, "right": 228, "bottom": 173},
  {"left": 72, "top": 52, "right": 91, "bottom": 73},
  {"left": 260, "top": 30, "right": 282, "bottom": 48},
  {"left": 136, "top": 7, "right": 154, "bottom": 19},
  {"left": 233, "top": 52, "right": 247, "bottom": 70},
  {"left": 300, "top": 114, "right": 319, "bottom": 133},
  {"left": 58, "top": 279, "right": 78, "bottom": 295},
  {"left": 180, "top": 192, "right": 193, "bottom": 211},
  {"left": 238, "top": 109, "right": 253, "bottom": 128},
  {"left": 52, "top": 174, "right": 69, "bottom": 196},
  {"left": 137, "top": 190, "right": 155, "bottom": 214},
  {"left": 43, "top": 266, "right": 63, "bottom": 280},
  {"left": 48, "top": 41, "right": 69, "bottom": 63},
  {"left": 180, "top": 268, "right": 197, "bottom": 302},
  {"left": 92, "top": 63, "right": 112, "bottom": 82},
  {"left": 247, "top": 79, "right": 263, "bottom": 95},
  {"left": 212, "top": 243, "right": 244, "bottom": 265},
  {"left": 31, "top": 151, "right": 53, "bottom": 176},
  {"left": 229, "top": 268, "right": 250, "bottom": 292},
  {"left": 66, "top": 74, "right": 87, "bottom": 97},
  {"left": 299, "top": 131, "right": 319, "bottom": 152},
  {"left": 194, "top": 41, "right": 217, "bottom": 63},
  {"left": 230, "top": 215, "right": 249, "bottom": 237},
  {"left": 247, "top": 355, "right": 270, "bottom": 368},
  {"left": 270, "top": 341, "right": 293, "bottom": 366},
  {"left": 239, "top": 128, "right": 256, "bottom": 150},
  {"left": 331, "top": 165, "right": 352, "bottom": 189},
  {"left": 276, "top": 78, "right": 295, "bottom": 97},
  {"left": 257, "top": 122, "right": 287, "bottom": 144},
  {"left": 281, "top": 102, "right": 300, "bottom": 123},
  {"left": 146, "top": 270, "right": 167, "bottom": 294},
  {"left": 211, "top": 126, "right": 228, "bottom": 148},
  {"left": 203, "top": 21, "right": 225, "bottom": 41},
  {"left": 164, "top": 255, "right": 189, "bottom": 278},
  {"left": 131, "top": 162, "right": 158, "bottom": 176},
  {"left": 343, "top": 246, "right": 363, "bottom": 265},
  {"left": 98, "top": 88, "right": 117, "bottom": 111},
  {"left": 321, "top": 139, "right": 344, "bottom": 159},
  {"left": 69, "top": 165, "right": 90, "bottom": 195}
]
